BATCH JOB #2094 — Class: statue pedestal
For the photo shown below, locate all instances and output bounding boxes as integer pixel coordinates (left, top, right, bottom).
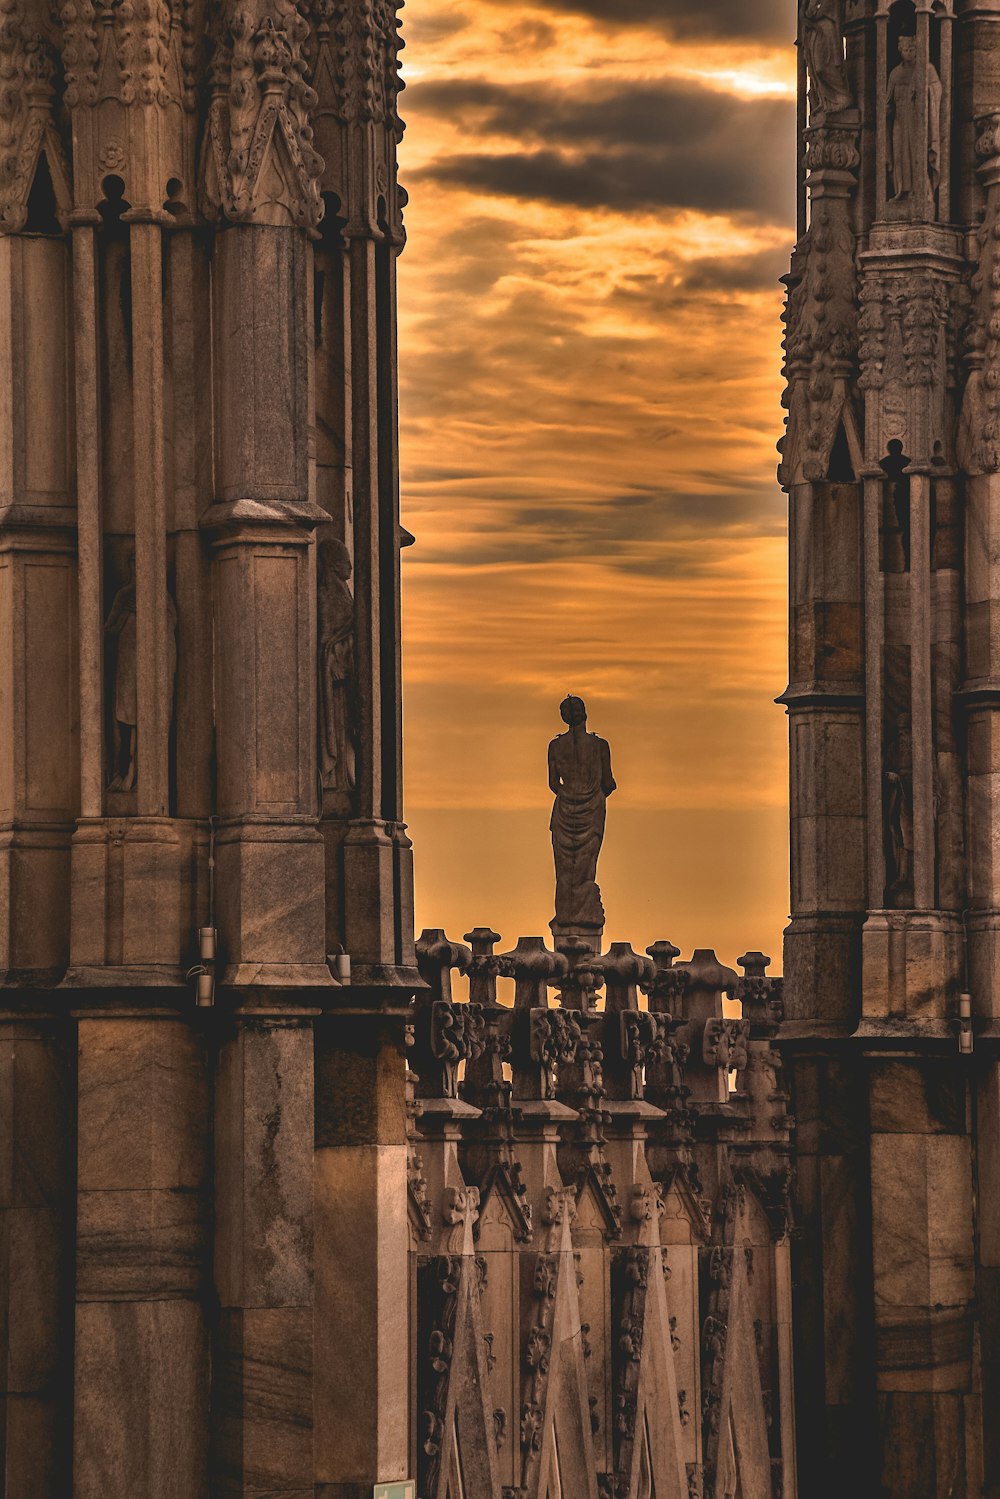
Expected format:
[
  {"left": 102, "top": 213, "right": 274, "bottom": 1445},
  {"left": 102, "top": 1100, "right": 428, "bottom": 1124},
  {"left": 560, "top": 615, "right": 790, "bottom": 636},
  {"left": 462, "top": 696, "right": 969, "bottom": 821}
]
[{"left": 550, "top": 920, "right": 604, "bottom": 956}]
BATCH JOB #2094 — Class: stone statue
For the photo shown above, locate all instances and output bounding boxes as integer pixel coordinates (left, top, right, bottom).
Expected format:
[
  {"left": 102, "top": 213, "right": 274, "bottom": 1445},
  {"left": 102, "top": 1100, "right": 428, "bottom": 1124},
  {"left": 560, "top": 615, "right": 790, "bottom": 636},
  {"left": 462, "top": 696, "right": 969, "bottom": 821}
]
[
  {"left": 318, "top": 536, "right": 356, "bottom": 793},
  {"left": 104, "top": 550, "right": 177, "bottom": 792},
  {"left": 548, "top": 695, "right": 616, "bottom": 935},
  {"left": 887, "top": 35, "right": 942, "bottom": 206},
  {"left": 802, "top": 0, "right": 853, "bottom": 118},
  {"left": 884, "top": 719, "right": 914, "bottom": 907}
]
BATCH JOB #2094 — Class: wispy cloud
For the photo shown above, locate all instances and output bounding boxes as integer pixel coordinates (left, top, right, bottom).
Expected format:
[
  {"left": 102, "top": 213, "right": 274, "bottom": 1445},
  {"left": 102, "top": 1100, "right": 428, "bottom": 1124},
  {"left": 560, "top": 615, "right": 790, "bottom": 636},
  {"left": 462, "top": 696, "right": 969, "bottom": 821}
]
[{"left": 396, "top": 2, "right": 794, "bottom": 948}]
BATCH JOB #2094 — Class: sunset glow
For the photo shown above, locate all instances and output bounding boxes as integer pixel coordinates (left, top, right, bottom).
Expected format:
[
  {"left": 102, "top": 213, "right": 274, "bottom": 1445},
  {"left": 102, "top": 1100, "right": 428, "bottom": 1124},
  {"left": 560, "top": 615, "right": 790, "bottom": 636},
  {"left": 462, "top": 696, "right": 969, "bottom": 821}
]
[{"left": 398, "top": 1, "right": 797, "bottom": 967}]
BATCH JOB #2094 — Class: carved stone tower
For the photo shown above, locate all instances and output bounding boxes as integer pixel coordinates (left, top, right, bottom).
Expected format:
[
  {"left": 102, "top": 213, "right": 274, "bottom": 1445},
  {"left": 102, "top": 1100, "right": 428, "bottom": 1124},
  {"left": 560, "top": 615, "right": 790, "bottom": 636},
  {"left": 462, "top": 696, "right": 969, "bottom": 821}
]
[
  {"left": 0, "top": 0, "right": 415, "bottom": 1490},
  {"left": 781, "top": 2, "right": 1000, "bottom": 1494}
]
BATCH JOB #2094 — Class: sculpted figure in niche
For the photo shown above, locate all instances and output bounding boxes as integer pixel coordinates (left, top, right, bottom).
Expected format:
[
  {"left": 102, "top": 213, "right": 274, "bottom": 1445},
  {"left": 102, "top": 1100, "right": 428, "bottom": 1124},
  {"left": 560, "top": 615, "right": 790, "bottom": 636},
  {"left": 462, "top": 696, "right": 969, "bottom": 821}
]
[
  {"left": 549, "top": 695, "right": 616, "bottom": 933},
  {"left": 318, "top": 536, "right": 357, "bottom": 793},
  {"left": 104, "top": 550, "right": 177, "bottom": 792},
  {"left": 884, "top": 718, "right": 914, "bottom": 907},
  {"left": 887, "top": 35, "right": 942, "bottom": 206},
  {"left": 803, "top": 0, "right": 853, "bottom": 118}
]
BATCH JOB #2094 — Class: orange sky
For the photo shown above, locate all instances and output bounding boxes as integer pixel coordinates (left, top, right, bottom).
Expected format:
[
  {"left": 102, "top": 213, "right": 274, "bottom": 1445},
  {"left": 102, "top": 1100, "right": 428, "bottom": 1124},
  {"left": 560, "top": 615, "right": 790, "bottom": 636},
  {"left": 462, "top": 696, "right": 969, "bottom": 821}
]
[{"left": 396, "top": 1, "right": 798, "bottom": 971}]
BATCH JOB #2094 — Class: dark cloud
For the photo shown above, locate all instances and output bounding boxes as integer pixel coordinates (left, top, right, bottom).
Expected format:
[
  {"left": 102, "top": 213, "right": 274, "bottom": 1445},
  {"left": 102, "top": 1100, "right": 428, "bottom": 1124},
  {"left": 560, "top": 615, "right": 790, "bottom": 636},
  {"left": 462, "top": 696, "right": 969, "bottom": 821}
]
[
  {"left": 484, "top": 0, "right": 791, "bottom": 42},
  {"left": 676, "top": 246, "right": 791, "bottom": 295},
  {"left": 402, "top": 486, "right": 783, "bottom": 570},
  {"left": 408, "top": 78, "right": 795, "bottom": 220}
]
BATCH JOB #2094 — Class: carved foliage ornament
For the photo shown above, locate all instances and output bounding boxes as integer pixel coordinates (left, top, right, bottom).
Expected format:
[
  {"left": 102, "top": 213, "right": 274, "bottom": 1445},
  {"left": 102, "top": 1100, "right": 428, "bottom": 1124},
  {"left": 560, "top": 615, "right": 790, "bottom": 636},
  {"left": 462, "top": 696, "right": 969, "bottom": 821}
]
[
  {"left": 0, "top": 1, "right": 70, "bottom": 233},
  {"left": 305, "top": 0, "right": 404, "bottom": 134},
  {"left": 200, "top": 0, "right": 324, "bottom": 229},
  {"left": 959, "top": 116, "right": 1000, "bottom": 474},
  {"left": 59, "top": 0, "right": 192, "bottom": 110},
  {"left": 780, "top": 155, "right": 859, "bottom": 484},
  {"left": 858, "top": 270, "right": 951, "bottom": 393}
]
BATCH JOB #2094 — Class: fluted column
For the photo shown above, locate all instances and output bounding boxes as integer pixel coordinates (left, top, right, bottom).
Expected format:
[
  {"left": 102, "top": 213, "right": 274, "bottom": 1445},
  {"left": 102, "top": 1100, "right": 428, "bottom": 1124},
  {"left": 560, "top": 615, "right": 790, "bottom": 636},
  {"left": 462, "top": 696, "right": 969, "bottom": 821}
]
[
  {"left": 205, "top": 219, "right": 331, "bottom": 988},
  {"left": 309, "top": 0, "right": 416, "bottom": 986},
  {"left": 780, "top": 119, "right": 865, "bottom": 1031}
]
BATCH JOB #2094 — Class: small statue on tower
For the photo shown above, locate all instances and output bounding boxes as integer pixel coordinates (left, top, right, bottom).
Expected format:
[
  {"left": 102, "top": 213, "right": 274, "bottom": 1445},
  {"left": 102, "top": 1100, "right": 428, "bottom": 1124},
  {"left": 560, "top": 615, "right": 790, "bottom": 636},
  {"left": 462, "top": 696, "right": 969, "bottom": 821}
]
[
  {"left": 548, "top": 695, "right": 616, "bottom": 945},
  {"left": 887, "top": 34, "right": 942, "bottom": 209},
  {"left": 802, "top": 0, "right": 854, "bottom": 119}
]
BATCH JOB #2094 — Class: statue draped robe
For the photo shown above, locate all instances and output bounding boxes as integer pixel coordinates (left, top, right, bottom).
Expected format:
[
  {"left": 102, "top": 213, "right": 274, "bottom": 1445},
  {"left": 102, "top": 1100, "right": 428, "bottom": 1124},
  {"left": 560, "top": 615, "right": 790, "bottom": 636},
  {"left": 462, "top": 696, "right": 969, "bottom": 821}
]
[{"left": 549, "top": 729, "right": 615, "bottom": 930}]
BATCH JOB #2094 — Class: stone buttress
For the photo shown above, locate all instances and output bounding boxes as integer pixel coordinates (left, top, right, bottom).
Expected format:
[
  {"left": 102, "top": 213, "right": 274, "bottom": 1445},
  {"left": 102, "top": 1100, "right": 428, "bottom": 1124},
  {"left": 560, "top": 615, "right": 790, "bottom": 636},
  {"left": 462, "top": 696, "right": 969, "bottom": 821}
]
[
  {"left": 0, "top": 0, "right": 416, "bottom": 1492},
  {"left": 780, "top": 2, "right": 1000, "bottom": 1495}
]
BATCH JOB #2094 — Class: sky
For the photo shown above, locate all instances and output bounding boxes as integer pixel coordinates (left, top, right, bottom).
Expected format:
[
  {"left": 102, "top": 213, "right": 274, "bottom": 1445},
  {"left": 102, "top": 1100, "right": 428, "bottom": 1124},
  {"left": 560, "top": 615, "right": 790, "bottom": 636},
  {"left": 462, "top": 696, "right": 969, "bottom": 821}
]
[{"left": 396, "top": 0, "right": 798, "bottom": 971}]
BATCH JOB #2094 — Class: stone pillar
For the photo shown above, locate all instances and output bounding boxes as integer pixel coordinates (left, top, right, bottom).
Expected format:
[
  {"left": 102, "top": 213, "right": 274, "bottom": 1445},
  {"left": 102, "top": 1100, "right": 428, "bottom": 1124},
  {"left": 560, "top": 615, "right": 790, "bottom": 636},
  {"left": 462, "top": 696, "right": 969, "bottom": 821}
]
[
  {"left": 309, "top": 0, "right": 415, "bottom": 985},
  {"left": 314, "top": 1014, "right": 410, "bottom": 1497},
  {"left": 214, "top": 1018, "right": 315, "bottom": 1495},
  {"left": 0, "top": 1021, "right": 74, "bottom": 1495},
  {"left": 780, "top": 119, "right": 866, "bottom": 1032},
  {"left": 0, "top": 224, "right": 77, "bottom": 984},
  {"left": 959, "top": 111, "right": 1000, "bottom": 1499},
  {"left": 73, "top": 1020, "right": 209, "bottom": 1494},
  {"left": 206, "top": 224, "right": 331, "bottom": 989}
]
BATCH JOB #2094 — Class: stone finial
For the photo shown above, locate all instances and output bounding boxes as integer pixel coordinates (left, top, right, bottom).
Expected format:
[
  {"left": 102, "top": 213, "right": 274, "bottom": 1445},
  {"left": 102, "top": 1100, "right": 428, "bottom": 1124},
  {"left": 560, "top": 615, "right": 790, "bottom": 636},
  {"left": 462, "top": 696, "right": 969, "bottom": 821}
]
[
  {"left": 643, "top": 939, "right": 687, "bottom": 1016},
  {"left": 501, "top": 936, "right": 567, "bottom": 1011},
  {"left": 415, "top": 929, "right": 472, "bottom": 1003},
  {"left": 735, "top": 952, "right": 783, "bottom": 1032},
  {"left": 601, "top": 942, "right": 654, "bottom": 1014},
  {"left": 555, "top": 935, "right": 605, "bottom": 1011},
  {"left": 676, "top": 949, "right": 738, "bottom": 998},
  {"left": 464, "top": 927, "right": 504, "bottom": 1007}
]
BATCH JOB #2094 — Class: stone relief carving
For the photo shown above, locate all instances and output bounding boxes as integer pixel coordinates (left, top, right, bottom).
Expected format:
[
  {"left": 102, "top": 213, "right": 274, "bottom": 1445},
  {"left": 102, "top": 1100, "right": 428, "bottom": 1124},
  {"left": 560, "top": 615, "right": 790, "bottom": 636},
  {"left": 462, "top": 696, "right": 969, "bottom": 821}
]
[
  {"left": 887, "top": 36, "right": 942, "bottom": 210},
  {"left": 199, "top": 0, "right": 324, "bottom": 229},
  {"left": 780, "top": 170, "right": 859, "bottom": 485},
  {"left": 802, "top": 0, "right": 853, "bottom": 119},
  {"left": 104, "top": 551, "right": 177, "bottom": 792},
  {"left": 958, "top": 115, "right": 1000, "bottom": 475},
  {"left": 0, "top": 11, "right": 71, "bottom": 234},
  {"left": 308, "top": 0, "right": 404, "bottom": 131},
  {"left": 317, "top": 535, "right": 357, "bottom": 795},
  {"left": 59, "top": 0, "right": 188, "bottom": 111},
  {"left": 548, "top": 694, "right": 616, "bottom": 934}
]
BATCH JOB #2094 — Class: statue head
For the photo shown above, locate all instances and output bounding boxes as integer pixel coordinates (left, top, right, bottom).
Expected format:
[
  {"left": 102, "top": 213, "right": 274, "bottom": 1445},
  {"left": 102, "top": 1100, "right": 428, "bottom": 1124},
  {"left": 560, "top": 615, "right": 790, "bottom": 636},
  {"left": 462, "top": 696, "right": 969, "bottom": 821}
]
[
  {"left": 319, "top": 536, "right": 352, "bottom": 581},
  {"left": 560, "top": 695, "right": 587, "bottom": 728},
  {"left": 898, "top": 34, "right": 916, "bottom": 65}
]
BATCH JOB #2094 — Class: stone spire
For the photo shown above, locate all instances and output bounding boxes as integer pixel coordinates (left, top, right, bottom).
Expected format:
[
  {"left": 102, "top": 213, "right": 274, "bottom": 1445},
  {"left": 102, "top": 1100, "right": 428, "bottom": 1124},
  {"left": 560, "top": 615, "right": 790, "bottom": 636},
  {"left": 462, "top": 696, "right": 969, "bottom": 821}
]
[{"left": 780, "top": 3, "right": 988, "bottom": 1494}]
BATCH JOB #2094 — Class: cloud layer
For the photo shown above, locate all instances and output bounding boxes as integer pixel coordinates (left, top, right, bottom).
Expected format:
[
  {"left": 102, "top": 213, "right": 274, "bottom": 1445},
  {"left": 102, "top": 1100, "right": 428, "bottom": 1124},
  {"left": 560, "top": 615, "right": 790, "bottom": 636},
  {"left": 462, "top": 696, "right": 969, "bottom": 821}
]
[
  {"left": 397, "top": 2, "right": 795, "bottom": 959},
  {"left": 520, "top": 0, "right": 792, "bottom": 41}
]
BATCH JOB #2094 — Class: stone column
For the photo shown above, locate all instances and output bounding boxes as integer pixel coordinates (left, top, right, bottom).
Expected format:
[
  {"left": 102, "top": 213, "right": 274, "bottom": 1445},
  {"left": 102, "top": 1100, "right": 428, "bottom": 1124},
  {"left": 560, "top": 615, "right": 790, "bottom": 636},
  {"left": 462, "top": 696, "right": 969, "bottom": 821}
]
[
  {"left": 0, "top": 50, "right": 80, "bottom": 1491},
  {"left": 309, "top": 0, "right": 415, "bottom": 986},
  {"left": 314, "top": 1013, "right": 410, "bottom": 1497},
  {"left": 959, "top": 111, "right": 1000, "bottom": 1498},
  {"left": 213, "top": 1018, "right": 315, "bottom": 1495},
  {"left": 206, "top": 223, "right": 331, "bottom": 990},
  {"left": 0, "top": 218, "right": 77, "bottom": 985},
  {"left": 73, "top": 1020, "right": 210, "bottom": 1494},
  {"left": 0, "top": 1020, "right": 74, "bottom": 1495},
  {"left": 780, "top": 120, "right": 866, "bottom": 1032}
]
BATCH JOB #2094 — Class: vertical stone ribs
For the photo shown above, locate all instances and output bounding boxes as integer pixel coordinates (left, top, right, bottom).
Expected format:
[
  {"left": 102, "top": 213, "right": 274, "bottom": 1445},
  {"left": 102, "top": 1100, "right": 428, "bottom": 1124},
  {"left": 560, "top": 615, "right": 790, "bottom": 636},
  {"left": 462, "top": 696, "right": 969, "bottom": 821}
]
[
  {"left": 780, "top": 5, "right": 990, "bottom": 1496},
  {"left": 0, "top": 0, "right": 415, "bottom": 1492},
  {"left": 410, "top": 932, "right": 794, "bottom": 1499}
]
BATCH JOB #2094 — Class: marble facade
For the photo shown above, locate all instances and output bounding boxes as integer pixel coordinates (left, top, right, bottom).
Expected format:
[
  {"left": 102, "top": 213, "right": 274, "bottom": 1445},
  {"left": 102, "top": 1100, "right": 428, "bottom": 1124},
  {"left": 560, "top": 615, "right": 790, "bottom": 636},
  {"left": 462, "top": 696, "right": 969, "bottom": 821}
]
[
  {"left": 0, "top": 0, "right": 416, "bottom": 1491},
  {"left": 6, "top": 0, "right": 1000, "bottom": 1495},
  {"left": 780, "top": 1, "right": 1000, "bottom": 1494}
]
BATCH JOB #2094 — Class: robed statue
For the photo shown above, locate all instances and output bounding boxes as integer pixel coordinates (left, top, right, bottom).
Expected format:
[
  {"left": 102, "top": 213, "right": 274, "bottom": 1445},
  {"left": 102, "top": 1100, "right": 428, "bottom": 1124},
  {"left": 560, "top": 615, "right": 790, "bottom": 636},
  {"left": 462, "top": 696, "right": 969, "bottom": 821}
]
[
  {"left": 548, "top": 695, "right": 616, "bottom": 935},
  {"left": 104, "top": 549, "right": 177, "bottom": 792},
  {"left": 887, "top": 35, "right": 942, "bottom": 207},
  {"left": 317, "top": 536, "right": 357, "bottom": 794},
  {"left": 802, "top": 0, "right": 853, "bottom": 118}
]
